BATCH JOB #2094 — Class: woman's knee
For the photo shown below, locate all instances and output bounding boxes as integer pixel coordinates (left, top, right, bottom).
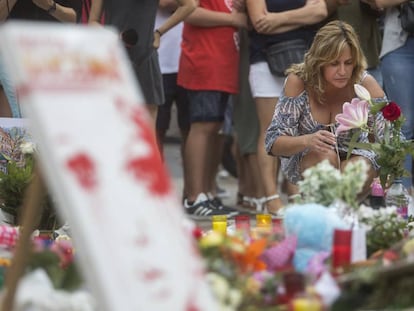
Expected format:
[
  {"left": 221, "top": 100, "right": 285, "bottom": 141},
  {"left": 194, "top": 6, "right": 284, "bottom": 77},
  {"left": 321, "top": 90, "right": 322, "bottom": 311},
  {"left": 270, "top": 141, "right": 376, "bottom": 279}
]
[{"left": 301, "top": 149, "right": 339, "bottom": 172}]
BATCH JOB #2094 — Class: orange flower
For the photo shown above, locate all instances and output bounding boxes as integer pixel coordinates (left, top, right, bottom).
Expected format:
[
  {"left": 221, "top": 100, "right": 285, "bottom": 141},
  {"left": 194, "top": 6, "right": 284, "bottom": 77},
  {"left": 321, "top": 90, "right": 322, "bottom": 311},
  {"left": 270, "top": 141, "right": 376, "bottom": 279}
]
[{"left": 232, "top": 238, "right": 268, "bottom": 273}]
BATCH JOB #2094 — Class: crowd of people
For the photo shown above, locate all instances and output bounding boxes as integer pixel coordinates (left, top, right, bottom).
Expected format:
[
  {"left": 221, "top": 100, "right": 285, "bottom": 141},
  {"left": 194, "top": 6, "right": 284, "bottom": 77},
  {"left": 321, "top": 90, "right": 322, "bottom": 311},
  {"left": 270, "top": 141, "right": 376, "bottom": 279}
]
[{"left": 0, "top": 0, "right": 413, "bottom": 220}]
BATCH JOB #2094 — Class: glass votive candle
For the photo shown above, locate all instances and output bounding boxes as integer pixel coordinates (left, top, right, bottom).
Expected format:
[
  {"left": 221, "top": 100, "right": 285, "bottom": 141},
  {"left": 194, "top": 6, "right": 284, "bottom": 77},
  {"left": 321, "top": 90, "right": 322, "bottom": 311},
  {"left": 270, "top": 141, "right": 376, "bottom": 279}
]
[
  {"left": 235, "top": 214, "right": 251, "bottom": 232},
  {"left": 256, "top": 213, "right": 272, "bottom": 228},
  {"left": 272, "top": 217, "right": 284, "bottom": 234},
  {"left": 291, "top": 294, "right": 322, "bottom": 311},
  {"left": 212, "top": 215, "right": 227, "bottom": 235},
  {"left": 332, "top": 229, "right": 352, "bottom": 269}
]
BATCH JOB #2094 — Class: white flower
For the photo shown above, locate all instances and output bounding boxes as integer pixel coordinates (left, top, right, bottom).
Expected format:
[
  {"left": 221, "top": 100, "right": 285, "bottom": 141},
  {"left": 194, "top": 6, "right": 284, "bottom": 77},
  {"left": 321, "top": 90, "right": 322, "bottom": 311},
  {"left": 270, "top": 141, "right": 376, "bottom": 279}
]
[
  {"left": 227, "top": 289, "right": 242, "bottom": 308},
  {"left": 20, "top": 141, "right": 35, "bottom": 154},
  {"left": 354, "top": 84, "right": 371, "bottom": 102},
  {"left": 206, "top": 273, "right": 230, "bottom": 302}
]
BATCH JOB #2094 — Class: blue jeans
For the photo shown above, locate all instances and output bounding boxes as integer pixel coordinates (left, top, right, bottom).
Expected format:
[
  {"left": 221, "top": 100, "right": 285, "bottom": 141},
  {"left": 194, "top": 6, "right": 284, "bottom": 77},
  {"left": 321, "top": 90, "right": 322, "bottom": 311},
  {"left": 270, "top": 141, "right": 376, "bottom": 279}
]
[
  {"left": 0, "top": 57, "right": 20, "bottom": 118},
  {"left": 381, "top": 36, "right": 414, "bottom": 189},
  {"left": 368, "top": 66, "right": 383, "bottom": 88}
]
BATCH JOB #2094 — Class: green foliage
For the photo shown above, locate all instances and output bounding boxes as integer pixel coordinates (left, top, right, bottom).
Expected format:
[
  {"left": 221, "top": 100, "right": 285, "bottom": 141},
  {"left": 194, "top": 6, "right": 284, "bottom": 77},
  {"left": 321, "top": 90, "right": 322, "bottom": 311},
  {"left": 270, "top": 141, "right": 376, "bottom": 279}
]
[
  {"left": 28, "top": 250, "right": 83, "bottom": 291},
  {"left": 365, "top": 213, "right": 407, "bottom": 256},
  {"left": 0, "top": 149, "right": 58, "bottom": 230}
]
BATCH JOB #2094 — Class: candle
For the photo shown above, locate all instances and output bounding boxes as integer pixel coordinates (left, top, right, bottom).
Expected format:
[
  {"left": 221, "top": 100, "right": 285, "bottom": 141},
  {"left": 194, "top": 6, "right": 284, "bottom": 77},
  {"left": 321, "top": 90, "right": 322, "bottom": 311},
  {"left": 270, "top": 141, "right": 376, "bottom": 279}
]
[
  {"left": 292, "top": 297, "right": 322, "bottom": 311},
  {"left": 256, "top": 214, "right": 272, "bottom": 228},
  {"left": 212, "top": 215, "right": 227, "bottom": 235},
  {"left": 235, "top": 214, "right": 250, "bottom": 232},
  {"left": 332, "top": 229, "right": 352, "bottom": 268}
]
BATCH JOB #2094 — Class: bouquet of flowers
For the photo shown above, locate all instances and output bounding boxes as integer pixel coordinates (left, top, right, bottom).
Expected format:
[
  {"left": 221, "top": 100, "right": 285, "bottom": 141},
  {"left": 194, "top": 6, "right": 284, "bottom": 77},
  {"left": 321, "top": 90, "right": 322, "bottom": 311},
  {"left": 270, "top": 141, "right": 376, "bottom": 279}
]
[
  {"left": 0, "top": 133, "right": 57, "bottom": 229},
  {"left": 356, "top": 205, "right": 411, "bottom": 256},
  {"left": 296, "top": 159, "right": 368, "bottom": 209},
  {"left": 193, "top": 227, "right": 306, "bottom": 310},
  {"left": 335, "top": 84, "right": 414, "bottom": 188}
]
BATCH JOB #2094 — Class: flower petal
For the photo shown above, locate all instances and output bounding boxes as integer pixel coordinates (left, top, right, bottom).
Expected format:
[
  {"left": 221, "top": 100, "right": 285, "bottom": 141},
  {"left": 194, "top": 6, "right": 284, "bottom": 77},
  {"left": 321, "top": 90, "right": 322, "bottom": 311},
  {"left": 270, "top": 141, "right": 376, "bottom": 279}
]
[
  {"left": 354, "top": 84, "right": 371, "bottom": 101},
  {"left": 335, "top": 98, "right": 368, "bottom": 134}
]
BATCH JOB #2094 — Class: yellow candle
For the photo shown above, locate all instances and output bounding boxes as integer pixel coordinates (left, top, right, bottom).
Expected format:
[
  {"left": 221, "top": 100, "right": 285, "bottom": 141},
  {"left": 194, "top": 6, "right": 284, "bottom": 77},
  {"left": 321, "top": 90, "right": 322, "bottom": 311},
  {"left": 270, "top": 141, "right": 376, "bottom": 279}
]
[
  {"left": 292, "top": 297, "right": 322, "bottom": 311},
  {"left": 256, "top": 214, "right": 272, "bottom": 228},
  {"left": 212, "top": 215, "right": 227, "bottom": 235}
]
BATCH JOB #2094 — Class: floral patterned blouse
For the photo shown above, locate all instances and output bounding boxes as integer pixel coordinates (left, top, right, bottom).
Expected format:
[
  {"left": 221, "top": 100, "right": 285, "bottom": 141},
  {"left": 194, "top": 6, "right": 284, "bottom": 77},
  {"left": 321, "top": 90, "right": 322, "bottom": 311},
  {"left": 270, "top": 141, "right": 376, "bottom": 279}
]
[{"left": 265, "top": 87, "right": 387, "bottom": 184}]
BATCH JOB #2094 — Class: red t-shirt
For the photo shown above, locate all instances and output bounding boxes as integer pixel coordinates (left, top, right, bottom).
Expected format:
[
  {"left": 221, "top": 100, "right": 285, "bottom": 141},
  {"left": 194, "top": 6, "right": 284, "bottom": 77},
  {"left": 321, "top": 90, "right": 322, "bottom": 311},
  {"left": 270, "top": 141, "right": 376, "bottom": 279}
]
[{"left": 177, "top": 0, "right": 240, "bottom": 94}]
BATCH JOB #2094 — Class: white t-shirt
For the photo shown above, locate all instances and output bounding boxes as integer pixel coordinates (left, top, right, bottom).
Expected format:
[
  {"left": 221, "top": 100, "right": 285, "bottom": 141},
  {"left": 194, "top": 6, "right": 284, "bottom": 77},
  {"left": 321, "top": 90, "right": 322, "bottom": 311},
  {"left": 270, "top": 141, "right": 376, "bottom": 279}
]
[{"left": 155, "top": 10, "right": 183, "bottom": 74}]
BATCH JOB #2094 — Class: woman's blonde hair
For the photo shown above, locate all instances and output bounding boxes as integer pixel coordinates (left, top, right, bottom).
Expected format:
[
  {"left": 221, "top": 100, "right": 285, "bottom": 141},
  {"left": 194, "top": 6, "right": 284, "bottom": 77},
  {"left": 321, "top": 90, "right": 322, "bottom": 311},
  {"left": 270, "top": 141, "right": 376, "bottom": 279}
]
[{"left": 287, "top": 20, "right": 367, "bottom": 103}]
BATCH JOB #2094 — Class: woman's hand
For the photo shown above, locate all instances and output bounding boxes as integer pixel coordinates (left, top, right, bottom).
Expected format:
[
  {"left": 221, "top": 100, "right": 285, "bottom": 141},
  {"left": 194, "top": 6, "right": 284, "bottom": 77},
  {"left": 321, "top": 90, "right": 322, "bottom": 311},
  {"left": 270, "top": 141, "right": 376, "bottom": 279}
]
[
  {"left": 253, "top": 12, "right": 279, "bottom": 33},
  {"left": 309, "top": 129, "right": 337, "bottom": 152}
]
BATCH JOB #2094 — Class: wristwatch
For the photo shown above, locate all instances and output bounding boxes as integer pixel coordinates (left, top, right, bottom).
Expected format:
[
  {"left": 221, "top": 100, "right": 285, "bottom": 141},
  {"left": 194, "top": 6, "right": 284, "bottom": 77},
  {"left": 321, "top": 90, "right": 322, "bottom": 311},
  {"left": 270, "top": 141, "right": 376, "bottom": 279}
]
[{"left": 47, "top": 1, "right": 57, "bottom": 14}]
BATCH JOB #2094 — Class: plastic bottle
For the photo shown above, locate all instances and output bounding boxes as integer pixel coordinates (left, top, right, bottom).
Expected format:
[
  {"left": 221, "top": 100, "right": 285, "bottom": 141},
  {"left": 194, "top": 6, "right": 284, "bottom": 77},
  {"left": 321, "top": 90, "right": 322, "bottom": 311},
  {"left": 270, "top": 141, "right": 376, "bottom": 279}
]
[
  {"left": 370, "top": 179, "right": 385, "bottom": 209},
  {"left": 385, "top": 179, "right": 410, "bottom": 220}
]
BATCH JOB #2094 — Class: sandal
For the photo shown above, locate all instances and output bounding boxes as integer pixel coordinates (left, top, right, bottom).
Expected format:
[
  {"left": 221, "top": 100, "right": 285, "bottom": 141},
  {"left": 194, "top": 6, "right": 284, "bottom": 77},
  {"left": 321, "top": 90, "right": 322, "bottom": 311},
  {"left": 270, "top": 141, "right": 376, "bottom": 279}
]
[
  {"left": 262, "top": 194, "right": 284, "bottom": 217},
  {"left": 236, "top": 192, "right": 256, "bottom": 213}
]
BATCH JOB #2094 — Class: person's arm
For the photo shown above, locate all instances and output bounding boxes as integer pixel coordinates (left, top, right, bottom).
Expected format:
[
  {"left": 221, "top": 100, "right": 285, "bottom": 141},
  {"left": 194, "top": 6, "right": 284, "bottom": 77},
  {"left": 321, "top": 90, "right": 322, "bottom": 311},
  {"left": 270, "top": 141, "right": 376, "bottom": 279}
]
[
  {"left": 159, "top": 0, "right": 180, "bottom": 12},
  {"left": 361, "top": 0, "right": 406, "bottom": 10},
  {"left": 246, "top": 0, "right": 328, "bottom": 35},
  {"left": 0, "top": 0, "right": 18, "bottom": 21},
  {"left": 268, "top": 74, "right": 336, "bottom": 156},
  {"left": 154, "top": 0, "right": 196, "bottom": 48},
  {"left": 31, "top": 0, "right": 77, "bottom": 22},
  {"left": 361, "top": 74, "right": 386, "bottom": 99},
  {"left": 88, "top": 0, "right": 104, "bottom": 25}
]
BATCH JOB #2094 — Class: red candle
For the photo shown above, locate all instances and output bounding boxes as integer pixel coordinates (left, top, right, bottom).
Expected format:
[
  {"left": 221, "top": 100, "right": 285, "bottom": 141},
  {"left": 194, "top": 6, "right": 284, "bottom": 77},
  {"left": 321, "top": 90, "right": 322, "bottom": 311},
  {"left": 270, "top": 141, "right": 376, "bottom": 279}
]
[
  {"left": 332, "top": 229, "right": 352, "bottom": 268},
  {"left": 235, "top": 214, "right": 250, "bottom": 231}
]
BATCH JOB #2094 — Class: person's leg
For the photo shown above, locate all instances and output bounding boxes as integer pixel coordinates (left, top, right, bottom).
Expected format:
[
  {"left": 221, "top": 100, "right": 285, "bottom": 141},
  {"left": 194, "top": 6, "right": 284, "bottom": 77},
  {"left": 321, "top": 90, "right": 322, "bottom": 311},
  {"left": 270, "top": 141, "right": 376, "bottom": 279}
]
[
  {"left": 175, "top": 85, "right": 190, "bottom": 200},
  {"left": 146, "top": 104, "right": 158, "bottom": 136},
  {"left": 301, "top": 149, "right": 339, "bottom": 173},
  {"left": 249, "top": 61, "right": 285, "bottom": 213},
  {"left": 0, "top": 59, "right": 20, "bottom": 117},
  {"left": 0, "top": 86, "right": 12, "bottom": 117},
  {"left": 381, "top": 37, "right": 414, "bottom": 191},
  {"left": 184, "top": 91, "right": 226, "bottom": 203},
  {"left": 156, "top": 73, "right": 176, "bottom": 158},
  {"left": 255, "top": 96, "right": 282, "bottom": 212},
  {"left": 184, "top": 121, "right": 222, "bottom": 202},
  {"left": 208, "top": 98, "right": 233, "bottom": 198}
]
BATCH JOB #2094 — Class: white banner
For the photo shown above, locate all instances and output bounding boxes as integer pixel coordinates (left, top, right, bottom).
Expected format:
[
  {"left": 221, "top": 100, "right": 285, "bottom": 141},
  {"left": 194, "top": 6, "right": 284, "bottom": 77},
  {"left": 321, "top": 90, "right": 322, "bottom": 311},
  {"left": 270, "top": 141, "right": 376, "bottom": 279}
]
[{"left": 0, "top": 22, "right": 216, "bottom": 311}]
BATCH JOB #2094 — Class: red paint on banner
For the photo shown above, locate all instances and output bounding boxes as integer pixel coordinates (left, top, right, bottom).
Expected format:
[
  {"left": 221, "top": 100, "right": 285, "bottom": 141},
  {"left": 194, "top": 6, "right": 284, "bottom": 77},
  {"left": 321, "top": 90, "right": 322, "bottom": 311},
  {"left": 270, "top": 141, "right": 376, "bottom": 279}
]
[
  {"left": 125, "top": 105, "right": 170, "bottom": 196},
  {"left": 66, "top": 153, "right": 97, "bottom": 191}
]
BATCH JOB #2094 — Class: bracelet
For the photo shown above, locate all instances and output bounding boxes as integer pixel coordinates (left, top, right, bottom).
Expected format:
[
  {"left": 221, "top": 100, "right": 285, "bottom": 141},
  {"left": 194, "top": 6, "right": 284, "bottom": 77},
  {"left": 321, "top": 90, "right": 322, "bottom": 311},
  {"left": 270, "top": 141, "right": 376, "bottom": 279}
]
[
  {"left": 155, "top": 29, "right": 162, "bottom": 37},
  {"left": 47, "top": 1, "right": 57, "bottom": 14}
]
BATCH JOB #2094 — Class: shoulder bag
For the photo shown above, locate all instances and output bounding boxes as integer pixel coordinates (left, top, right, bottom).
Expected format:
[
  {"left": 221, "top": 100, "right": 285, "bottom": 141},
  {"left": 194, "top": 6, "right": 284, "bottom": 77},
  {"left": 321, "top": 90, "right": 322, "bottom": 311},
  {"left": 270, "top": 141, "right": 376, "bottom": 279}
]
[{"left": 265, "top": 39, "right": 308, "bottom": 77}]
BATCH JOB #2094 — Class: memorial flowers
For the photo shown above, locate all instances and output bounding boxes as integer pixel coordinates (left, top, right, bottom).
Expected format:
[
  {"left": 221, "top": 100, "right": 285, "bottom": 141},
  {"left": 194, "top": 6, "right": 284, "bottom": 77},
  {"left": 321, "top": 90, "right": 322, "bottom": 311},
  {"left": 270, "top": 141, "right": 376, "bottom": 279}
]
[
  {"left": 0, "top": 135, "right": 57, "bottom": 229},
  {"left": 296, "top": 159, "right": 368, "bottom": 209},
  {"left": 335, "top": 84, "right": 414, "bottom": 188}
]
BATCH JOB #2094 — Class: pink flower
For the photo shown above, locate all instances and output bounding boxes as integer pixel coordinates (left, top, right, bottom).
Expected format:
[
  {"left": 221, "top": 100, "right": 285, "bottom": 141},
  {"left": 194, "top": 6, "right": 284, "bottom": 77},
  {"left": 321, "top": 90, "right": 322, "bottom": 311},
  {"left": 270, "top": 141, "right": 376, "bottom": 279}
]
[{"left": 335, "top": 98, "right": 369, "bottom": 135}]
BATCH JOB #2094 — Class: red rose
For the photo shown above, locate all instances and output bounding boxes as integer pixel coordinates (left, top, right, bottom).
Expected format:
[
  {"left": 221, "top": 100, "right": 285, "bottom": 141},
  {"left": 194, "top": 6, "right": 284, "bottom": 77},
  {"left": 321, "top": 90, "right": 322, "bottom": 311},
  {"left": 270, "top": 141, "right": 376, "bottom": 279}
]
[
  {"left": 381, "top": 101, "right": 401, "bottom": 121},
  {"left": 192, "top": 226, "right": 203, "bottom": 240}
]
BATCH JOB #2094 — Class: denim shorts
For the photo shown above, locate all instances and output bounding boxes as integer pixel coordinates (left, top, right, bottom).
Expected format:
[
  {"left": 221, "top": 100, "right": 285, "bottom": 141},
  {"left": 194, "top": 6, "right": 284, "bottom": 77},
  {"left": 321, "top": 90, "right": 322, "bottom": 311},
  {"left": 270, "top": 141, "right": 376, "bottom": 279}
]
[{"left": 187, "top": 90, "right": 230, "bottom": 123}]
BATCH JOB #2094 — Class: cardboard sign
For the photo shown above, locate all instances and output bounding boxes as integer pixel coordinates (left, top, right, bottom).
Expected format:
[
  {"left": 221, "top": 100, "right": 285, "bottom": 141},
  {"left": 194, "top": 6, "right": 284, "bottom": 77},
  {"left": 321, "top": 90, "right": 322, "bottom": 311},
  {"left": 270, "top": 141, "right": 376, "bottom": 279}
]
[{"left": 0, "top": 22, "right": 216, "bottom": 311}]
